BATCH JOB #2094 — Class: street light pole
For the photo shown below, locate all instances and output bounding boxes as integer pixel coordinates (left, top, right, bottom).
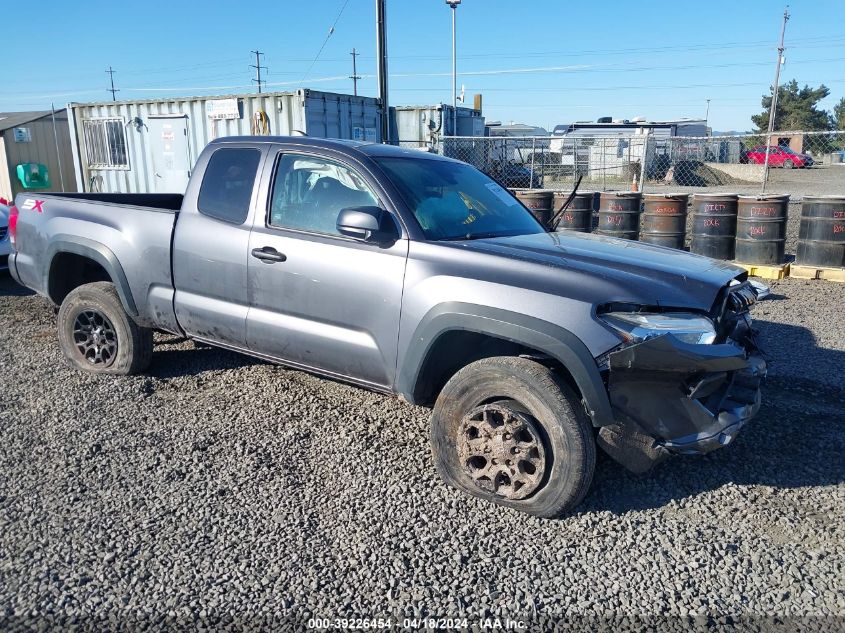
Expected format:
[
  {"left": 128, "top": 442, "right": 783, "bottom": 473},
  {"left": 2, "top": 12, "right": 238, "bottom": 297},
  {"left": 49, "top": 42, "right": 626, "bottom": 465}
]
[
  {"left": 705, "top": 99, "right": 711, "bottom": 133},
  {"left": 447, "top": 0, "right": 460, "bottom": 137}
]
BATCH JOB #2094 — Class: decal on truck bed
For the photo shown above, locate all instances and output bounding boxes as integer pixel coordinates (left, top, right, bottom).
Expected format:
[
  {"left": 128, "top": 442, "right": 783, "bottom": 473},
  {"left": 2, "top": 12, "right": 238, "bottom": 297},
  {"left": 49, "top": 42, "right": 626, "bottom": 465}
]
[{"left": 21, "top": 199, "right": 44, "bottom": 213}]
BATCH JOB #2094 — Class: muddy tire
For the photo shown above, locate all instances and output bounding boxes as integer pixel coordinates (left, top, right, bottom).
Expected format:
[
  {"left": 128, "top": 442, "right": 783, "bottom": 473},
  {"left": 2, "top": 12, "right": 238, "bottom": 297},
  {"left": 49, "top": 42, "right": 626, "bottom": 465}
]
[
  {"left": 430, "top": 356, "right": 595, "bottom": 518},
  {"left": 57, "top": 282, "right": 153, "bottom": 375}
]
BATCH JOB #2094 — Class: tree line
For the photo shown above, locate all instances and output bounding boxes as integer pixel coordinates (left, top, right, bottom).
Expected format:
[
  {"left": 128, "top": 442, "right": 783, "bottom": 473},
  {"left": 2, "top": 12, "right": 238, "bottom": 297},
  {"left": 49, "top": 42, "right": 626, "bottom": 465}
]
[{"left": 752, "top": 80, "right": 845, "bottom": 131}]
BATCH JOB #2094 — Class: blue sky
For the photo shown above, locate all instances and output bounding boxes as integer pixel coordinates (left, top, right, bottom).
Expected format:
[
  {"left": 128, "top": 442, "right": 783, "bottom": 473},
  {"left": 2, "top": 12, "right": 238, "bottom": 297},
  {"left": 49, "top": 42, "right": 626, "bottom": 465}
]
[{"left": 3, "top": 0, "right": 845, "bottom": 132}]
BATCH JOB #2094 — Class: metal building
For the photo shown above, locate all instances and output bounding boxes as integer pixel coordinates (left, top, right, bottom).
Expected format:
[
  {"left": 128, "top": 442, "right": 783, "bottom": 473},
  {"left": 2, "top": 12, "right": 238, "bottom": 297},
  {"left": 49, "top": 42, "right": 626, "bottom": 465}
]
[
  {"left": 0, "top": 110, "right": 76, "bottom": 202},
  {"left": 67, "top": 89, "right": 382, "bottom": 194}
]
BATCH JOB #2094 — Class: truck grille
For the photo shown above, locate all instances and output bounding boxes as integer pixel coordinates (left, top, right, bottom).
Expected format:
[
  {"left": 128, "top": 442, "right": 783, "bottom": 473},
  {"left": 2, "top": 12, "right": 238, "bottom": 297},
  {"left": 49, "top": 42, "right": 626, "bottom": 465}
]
[
  {"left": 727, "top": 282, "right": 757, "bottom": 313},
  {"left": 718, "top": 281, "right": 758, "bottom": 345}
]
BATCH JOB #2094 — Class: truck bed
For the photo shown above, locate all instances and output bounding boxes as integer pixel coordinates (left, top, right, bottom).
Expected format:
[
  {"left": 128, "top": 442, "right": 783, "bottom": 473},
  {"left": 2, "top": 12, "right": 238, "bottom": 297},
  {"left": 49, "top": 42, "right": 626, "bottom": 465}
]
[{"left": 11, "top": 191, "right": 181, "bottom": 330}]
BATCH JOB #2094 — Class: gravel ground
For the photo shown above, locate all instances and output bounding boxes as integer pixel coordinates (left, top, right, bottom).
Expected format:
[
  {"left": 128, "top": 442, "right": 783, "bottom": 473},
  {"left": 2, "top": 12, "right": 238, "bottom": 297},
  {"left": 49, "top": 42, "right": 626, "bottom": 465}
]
[{"left": 0, "top": 271, "right": 843, "bottom": 631}]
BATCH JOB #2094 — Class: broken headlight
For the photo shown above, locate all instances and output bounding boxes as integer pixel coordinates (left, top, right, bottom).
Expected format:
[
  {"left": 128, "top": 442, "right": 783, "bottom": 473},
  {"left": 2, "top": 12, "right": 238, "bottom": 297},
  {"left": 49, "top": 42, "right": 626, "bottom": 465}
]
[{"left": 599, "top": 312, "right": 717, "bottom": 345}]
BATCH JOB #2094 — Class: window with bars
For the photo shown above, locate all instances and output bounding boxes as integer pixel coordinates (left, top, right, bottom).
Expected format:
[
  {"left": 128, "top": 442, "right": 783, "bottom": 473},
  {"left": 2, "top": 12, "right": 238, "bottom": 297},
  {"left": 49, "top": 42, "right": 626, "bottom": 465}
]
[{"left": 82, "top": 118, "right": 128, "bottom": 169}]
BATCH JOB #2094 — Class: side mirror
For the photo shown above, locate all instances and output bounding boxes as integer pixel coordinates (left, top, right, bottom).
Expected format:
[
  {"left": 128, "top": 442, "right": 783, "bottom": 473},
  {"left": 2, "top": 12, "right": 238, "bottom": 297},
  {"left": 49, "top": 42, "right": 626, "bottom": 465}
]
[{"left": 336, "top": 206, "right": 398, "bottom": 243}]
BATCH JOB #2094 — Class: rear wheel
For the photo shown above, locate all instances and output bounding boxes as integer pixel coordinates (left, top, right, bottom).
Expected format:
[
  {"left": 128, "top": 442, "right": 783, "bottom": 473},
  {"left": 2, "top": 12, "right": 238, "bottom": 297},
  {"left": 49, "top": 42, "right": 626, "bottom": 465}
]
[
  {"left": 430, "top": 356, "right": 595, "bottom": 517},
  {"left": 57, "top": 282, "right": 153, "bottom": 375}
]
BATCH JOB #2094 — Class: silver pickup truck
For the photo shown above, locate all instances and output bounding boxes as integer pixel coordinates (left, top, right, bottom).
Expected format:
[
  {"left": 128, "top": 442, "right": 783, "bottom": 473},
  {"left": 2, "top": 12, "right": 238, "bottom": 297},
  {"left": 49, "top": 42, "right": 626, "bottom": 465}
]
[{"left": 8, "top": 136, "right": 766, "bottom": 517}]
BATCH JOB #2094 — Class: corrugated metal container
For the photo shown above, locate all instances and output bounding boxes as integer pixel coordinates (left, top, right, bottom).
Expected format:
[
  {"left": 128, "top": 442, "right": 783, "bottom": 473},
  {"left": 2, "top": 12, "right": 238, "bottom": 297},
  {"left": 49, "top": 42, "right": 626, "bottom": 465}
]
[
  {"left": 0, "top": 110, "right": 77, "bottom": 200},
  {"left": 67, "top": 89, "right": 382, "bottom": 193},
  {"left": 391, "top": 104, "right": 485, "bottom": 149}
]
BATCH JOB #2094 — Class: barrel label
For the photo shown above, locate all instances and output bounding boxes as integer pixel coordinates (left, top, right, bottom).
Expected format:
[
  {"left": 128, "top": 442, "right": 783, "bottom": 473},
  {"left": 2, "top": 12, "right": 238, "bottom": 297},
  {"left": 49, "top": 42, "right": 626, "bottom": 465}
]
[
  {"left": 563, "top": 213, "right": 574, "bottom": 221},
  {"left": 605, "top": 215, "right": 624, "bottom": 225},
  {"left": 835, "top": 225, "right": 845, "bottom": 235},
  {"left": 834, "top": 211, "right": 845, "bottom": 219},
  {"left": 653, "top": 206, "right": 677, "bottom": 214},
  {"left": 607, "top": 203, "right": 625, "bottom": 211},
  {"left": 751, "top": 207, "right": 777, "bottom": 216},
  {"left": 704, "top": 203, "right": 727, "bottom": 211},
  {"left": 750, "top": 226, "right": 767, "bottom": 237},
  {"left": 704, "top": 218, "right": 720, "bottom": 227}
]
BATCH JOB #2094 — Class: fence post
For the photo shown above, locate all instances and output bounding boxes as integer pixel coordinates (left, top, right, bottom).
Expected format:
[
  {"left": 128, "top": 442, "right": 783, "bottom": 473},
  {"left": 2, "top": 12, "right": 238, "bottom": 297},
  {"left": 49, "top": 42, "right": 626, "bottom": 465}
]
[
  {"left": 639, "top": 135, "right": 649, "bottom": 194},
  {"left": 761, "top": 132, "right": 772, "bottom": 194},
  {"left": 602, "top": 140, "right": 606, "bottom": 191},
  {"left": 530, "top": 137, "right": 536, "bottom": 190}
]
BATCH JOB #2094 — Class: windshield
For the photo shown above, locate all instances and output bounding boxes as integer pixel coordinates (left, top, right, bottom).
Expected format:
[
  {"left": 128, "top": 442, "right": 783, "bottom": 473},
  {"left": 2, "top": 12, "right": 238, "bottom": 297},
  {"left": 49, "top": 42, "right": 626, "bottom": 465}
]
[{"left": 375, "top": 156, "right": 545, "bottom": 240}]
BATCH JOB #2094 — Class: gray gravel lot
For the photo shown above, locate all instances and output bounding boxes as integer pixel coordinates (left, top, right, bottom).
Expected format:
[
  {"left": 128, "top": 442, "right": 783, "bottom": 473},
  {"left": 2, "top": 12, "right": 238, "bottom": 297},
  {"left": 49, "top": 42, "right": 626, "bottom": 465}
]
[{"left": 0, "top": 271, "right": 843, "bottom": 630}]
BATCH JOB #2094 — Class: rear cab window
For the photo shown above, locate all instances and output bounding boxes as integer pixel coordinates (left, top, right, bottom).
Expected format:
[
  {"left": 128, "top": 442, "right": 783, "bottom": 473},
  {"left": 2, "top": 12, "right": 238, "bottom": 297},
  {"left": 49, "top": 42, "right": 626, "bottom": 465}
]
[{"left": 198, "top": 148, "right": 261, "bottom": 224}]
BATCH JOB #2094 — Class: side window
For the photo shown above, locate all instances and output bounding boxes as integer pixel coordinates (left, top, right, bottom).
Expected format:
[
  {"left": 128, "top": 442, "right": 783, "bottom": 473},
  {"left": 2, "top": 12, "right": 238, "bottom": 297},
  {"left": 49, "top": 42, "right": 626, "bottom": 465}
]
[
  {"left": 268, "top": 153, "right": 378, "bottom": 236},
  {"left": 197, "top": 148, "right": 261, "bottom": 224}
]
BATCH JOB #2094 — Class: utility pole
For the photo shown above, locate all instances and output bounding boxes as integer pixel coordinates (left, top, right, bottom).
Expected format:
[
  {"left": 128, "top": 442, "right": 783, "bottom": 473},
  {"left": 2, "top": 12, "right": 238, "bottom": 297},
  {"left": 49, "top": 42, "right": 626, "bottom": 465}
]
[
  {"left": 349, "top": 48, "right": 361, "bottom": 96},
  {"left": 375, "top": 0, "right": 390, "bottom": 142},
  {"left": 250, "top": 50, "right": 267, "bottom": 93},
  {"left": 705, "top": 98, "right": 711, "bottom": 133},
  {"left": 762, "top": 6, "right": 789, "bottom": 192},
  {"left": 447, "top": 0, "right": 461, "bottom": 137},
  {"left": 105, "top": 66, "right": 119, "bottom": 101}
]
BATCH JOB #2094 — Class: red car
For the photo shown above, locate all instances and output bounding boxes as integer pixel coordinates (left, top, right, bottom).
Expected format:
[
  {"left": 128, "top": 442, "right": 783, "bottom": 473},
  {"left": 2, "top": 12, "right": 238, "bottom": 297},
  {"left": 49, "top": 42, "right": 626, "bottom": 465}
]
[{"left": 744, "top": 145, "right": 814, "bottom": 168}]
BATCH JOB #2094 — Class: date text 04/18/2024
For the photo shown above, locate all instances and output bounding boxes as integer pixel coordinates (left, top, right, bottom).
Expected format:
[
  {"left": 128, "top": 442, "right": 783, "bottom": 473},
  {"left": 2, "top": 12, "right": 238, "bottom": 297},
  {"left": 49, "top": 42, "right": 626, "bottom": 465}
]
[{"left": 306, "top": 617, "right": 528, "bottom": 630}]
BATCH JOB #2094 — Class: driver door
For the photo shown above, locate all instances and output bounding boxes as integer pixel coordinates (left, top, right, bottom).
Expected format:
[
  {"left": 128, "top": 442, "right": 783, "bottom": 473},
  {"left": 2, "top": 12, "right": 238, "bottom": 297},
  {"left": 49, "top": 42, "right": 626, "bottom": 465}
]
[{"left": 245, "top": 148, "right": 408, "bottom": 388}]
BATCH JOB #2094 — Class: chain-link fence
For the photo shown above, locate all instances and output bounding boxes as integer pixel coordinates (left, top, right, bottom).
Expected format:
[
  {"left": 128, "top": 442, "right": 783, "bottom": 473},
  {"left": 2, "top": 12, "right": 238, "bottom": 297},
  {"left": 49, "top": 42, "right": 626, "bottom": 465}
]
[{"left": 438, "top": 130, "right": 845, "bottom": 198}]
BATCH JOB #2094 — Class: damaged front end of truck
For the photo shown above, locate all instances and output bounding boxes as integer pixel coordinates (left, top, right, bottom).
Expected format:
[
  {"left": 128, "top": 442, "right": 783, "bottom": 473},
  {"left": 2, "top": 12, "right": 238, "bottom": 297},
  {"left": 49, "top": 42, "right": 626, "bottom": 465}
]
[{"left": 596, "top": 280, "right": 766, "bottom": 473}]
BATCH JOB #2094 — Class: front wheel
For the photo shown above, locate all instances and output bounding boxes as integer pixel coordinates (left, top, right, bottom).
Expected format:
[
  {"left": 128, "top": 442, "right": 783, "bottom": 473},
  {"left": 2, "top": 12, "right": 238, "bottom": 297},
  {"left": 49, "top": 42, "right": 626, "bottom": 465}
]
[
  {"left": 57, "top": 282, "right": 153, "bottom": 375},
  {"left": 430, "top": 356, "right": 595, "bottom": 517},
  {"left": 783, "top": 159, "right": 794, "bottom": 169}
]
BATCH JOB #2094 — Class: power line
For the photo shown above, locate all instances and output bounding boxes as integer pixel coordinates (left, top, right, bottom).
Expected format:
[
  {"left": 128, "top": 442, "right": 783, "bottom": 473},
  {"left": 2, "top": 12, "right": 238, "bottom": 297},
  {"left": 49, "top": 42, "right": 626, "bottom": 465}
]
[
  {"left": 250, "top": 50, "right": 267, "bottom": 93},
  {"left": 285, "top": 34, "right": 845, "bottom": 63},
  {"left": 298, "top": 0, "right": 351, "bottom": 86},
  {"left": 350, "top": 48, "right": 361, "bottom": 96},
  {"left": 106, "top": 66, "right": 119, "bottom": 101},
  {"left": 121, "top": 57, "right": 249, "bottom": 76}
]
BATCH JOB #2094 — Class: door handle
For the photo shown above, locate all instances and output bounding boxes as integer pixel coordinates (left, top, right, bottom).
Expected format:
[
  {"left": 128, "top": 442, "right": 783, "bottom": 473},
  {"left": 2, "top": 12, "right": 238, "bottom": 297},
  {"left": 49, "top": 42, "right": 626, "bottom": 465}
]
[{"left": 251, "top": 246, "right": 287, "bottom": 263}]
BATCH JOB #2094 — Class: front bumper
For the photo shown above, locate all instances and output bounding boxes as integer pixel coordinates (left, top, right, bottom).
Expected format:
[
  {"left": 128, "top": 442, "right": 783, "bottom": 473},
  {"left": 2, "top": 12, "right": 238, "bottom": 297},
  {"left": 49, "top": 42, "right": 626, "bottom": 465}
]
[{"left": 598, "top": 332, "right": 766, "bottom": 473}]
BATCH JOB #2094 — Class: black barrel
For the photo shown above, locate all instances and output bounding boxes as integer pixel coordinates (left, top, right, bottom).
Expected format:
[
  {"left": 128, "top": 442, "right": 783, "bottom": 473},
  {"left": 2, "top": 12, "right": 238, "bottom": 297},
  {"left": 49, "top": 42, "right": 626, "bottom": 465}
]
[
  {"left": 690, "top": 193, "right": 739, "bottom": 260},
  {"left": 515, "top": 190, "right": 554, "bottom": 225},
  {"left": 735, "top": 194, "right": 790, "bottom": 264},
  {"left": 640, "top": 193, "right": 689, "bottom": 249},
  {"left": 596, "top": 192, "right": 642, "bottom": 240},
  {"left": 797, "top": 196, "right": 845, "bottom": 267},
  {"left": 553, "top": 191, "right": 595, "bottom": 233}
]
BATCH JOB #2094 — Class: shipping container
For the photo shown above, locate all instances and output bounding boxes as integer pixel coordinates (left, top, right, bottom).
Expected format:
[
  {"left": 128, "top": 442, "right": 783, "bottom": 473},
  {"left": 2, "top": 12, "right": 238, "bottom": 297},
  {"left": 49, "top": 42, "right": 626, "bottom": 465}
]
[
  {"left": 390, "top": 104, "right": 484, "bottom": 151},
  {"left": 67, "top": 89, "right": 382, "bottom": 194}
]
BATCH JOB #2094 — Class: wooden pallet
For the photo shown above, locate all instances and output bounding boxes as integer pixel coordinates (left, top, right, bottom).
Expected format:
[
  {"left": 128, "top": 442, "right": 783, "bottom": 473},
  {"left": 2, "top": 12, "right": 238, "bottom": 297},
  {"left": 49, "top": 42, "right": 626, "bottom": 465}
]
[
  {"left": 789, "top": 264, "right": 845, "bottom": 283},
  {"left": 734, "top": 261, "right": 791, "bottom": 280}
]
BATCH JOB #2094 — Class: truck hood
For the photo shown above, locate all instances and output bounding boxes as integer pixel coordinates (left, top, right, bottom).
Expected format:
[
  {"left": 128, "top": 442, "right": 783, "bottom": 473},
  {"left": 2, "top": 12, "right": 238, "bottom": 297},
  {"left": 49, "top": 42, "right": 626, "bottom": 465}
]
[{"left": 455, "top": 230, "right": 744, "bottom": 311}]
